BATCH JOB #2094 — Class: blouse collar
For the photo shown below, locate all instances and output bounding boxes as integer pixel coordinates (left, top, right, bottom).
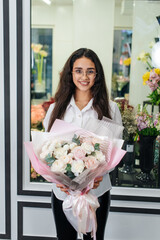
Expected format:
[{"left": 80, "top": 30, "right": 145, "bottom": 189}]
[{"left": 67, "top": 96, "right": 94, "bottom": 112}]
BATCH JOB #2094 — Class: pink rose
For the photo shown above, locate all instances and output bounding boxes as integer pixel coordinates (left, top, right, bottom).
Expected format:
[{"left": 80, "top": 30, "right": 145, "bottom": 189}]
[
  {"left": 72, "top": 147, "right": 86, "bottom": 160},
  {"left": 82, "top": 137, "right": 93, "bottom": 145},
  {"left": 84, "top": 156, "right": 98, "bottom": 169},
  {"left": 31, "top": 104, "right": 46, "bottom": 124}
]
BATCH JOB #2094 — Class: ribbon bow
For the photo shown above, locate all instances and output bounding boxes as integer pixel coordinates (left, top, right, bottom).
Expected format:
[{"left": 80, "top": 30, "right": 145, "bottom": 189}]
[{"left": 63, "top": 191, "right": 100, "bottom": 240}]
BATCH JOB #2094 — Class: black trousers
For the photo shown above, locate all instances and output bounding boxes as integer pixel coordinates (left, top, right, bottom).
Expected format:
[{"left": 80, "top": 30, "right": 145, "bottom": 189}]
[{"left": 51, "top": 191, "right": 110, "bottom": 240}]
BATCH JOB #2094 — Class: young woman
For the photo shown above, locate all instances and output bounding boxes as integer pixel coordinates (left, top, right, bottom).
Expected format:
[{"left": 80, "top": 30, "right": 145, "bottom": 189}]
[{"left": 43, "top": 48, "right": 122, "bottom": 240}]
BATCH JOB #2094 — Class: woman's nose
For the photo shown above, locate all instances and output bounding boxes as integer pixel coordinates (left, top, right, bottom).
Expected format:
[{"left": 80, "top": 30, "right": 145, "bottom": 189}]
[{"left": 81, "top": 71, "right": 88, "bottom": 79}]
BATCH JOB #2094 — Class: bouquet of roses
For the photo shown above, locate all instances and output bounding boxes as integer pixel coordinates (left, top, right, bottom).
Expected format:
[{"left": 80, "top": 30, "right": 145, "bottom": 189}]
[
  {"left": 24, "top": 118, "right": 125, "bottom": 239},
  {"left": 40, "top": 134, "right": 106, "bottom": 179}
]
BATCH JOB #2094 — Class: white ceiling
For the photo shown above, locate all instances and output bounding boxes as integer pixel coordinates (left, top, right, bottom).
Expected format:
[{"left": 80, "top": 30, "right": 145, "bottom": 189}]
[{"left": 32, "top": 0, "right": 73, "bottom": 6}]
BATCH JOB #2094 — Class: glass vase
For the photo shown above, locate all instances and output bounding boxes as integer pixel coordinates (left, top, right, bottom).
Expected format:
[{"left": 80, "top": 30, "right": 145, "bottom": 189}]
[
  {"left": 119, "top": 140, "right": 136, "bottom": 174},
  {"left": 34, "top": 58, "right": 46, "bottom": 93}
]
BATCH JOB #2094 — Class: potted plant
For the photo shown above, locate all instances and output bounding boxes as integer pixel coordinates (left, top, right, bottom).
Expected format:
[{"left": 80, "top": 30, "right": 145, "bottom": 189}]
[
  {"left": 137, "top": 42, "right": 160, "bottom": 106},
  {"left": 118, "top": 101, "right": 137, "bottom": 173},
  {"left": 135, "top": 104, "right": 160, "bottom": 182}
]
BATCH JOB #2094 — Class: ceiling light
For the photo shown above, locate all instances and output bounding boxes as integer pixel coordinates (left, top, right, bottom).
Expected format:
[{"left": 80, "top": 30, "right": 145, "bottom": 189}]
[{"left": 42, "top": 0, "right": 52, "bottom": 5}]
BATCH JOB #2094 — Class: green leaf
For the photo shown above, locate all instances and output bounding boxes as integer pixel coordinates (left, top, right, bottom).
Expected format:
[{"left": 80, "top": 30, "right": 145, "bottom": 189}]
[
  {"left": 72, "top": 134, "right": 81, "bottom": 145},
  {"left": 45, "top": 154, "right": 56, "bottom": 166},
  {"left": 138, "top": 128, "right": 159, "bottom": 137},
  {"left": 91, "top": 151, "right": 96, "bottom": 156},
  {"left": 94, "top": 143, "right": 100, "bottom": 151},
  {"left": 65, "top": 163, "right": 75, "bottom": 179},
  {"left": 65, "top": 163, "right": 72, "bottom": 172},
  {"left": 147, "top": 90, "right": 160, "bottom": 105},
  {"left": 65, "top": 171, "right": 75, "bottom": 180}
]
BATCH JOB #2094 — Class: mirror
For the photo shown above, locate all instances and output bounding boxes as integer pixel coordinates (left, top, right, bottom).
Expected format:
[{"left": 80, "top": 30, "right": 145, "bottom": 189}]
[{"left": 30, "top": 0, "right": 160, "bottom": 190}]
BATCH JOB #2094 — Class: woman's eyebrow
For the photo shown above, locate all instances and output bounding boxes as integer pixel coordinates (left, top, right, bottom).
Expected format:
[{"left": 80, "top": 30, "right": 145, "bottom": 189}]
[{"left": 74, "top": 67, "right": 95, "bottom": 69}]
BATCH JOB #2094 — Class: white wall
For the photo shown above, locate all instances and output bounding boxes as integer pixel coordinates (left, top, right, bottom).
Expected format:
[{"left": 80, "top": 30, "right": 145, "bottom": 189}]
[
  {"left": 32, "top": 0, "right": 115, "bottom": 96},
  {"left": 129, "top": 1, "right": 160, "bottom": 107},
  {"left": 114, "top": 3, "right": 133, "bottom": 29},
  {"left": 106, "top": 211, "right": 160, "bottom": 240},
  {"left": 73, "top": 0, "right": 115, "bottom": 95},
  {"left": 32, "top": 4, "right": 73, "bottom": 95}
]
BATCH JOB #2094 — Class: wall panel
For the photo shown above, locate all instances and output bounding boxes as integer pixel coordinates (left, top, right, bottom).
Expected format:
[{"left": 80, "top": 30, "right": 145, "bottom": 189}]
[{"left": 0, "top": 0, "right": 11, "bottom": 238}]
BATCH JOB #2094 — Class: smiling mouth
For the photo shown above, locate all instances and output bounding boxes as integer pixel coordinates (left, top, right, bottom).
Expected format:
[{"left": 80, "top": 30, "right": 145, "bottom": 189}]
[{"left": 78, "top": 81, "right": 90, "bottom": 86}]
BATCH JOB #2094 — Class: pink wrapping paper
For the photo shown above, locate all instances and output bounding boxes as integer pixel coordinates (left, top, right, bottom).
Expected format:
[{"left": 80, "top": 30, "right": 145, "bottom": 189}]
[{"left": 24, "top": 119, "right": 126, "bottom": 239}]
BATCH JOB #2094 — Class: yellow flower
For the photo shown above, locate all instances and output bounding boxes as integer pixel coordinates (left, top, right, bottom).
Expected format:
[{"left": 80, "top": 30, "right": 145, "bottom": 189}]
[
  {"left": 31, "top": 43, "right": 43, "bottom": 53},
  {"left": 154, "top": 68, "right": 160, "bottom": 75},
  {"left": 123, "top": 58, "right": 131, "bottom": 66},
  {"left": 142, "top": 71, "right": 150, "bottom": 85},
  {"left": 39, "top": 50, "right": 48, "bottom": 57},
  {"left": 137, "top": 51, "right": 150, "bottom": 63},
  {"left": 31, "top": 43, "right": 48, "bottom": 84}
]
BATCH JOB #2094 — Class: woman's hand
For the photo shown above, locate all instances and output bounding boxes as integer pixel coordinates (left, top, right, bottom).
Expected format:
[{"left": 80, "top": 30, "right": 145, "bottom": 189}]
[
  {"left": 92, "top": 176, "right": 103, "bottom": 189},
  {"left": 56, "top": 176, "right": 103, "bottom": 194},
  {"left": 56, "top": 184, "right": 69, "bottom": 195}
]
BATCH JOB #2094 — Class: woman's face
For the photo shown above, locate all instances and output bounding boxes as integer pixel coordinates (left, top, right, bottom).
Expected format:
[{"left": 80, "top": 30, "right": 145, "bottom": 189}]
[{"left": 72, "top": 57, "right": 96, "bottom": 94}]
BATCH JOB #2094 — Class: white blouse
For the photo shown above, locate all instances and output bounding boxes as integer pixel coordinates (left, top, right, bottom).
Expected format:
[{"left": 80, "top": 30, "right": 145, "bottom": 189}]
[{"left": 43, "top": 96, "right": 122, "bottom": 200}]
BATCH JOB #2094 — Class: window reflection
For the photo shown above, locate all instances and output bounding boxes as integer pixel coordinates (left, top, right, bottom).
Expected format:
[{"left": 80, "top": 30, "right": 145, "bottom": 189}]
[
  {"left": 31, "top": 28, "right": 53, "bottom": 101},
  {"left": 111, "top": 29, "right": 132, "bottom": 100},
  {"left": 30, "top": 27, "right": 54, "bottom": 182},
  {"left": 30, "top": 0, "right": 160, "bottom": 189}
]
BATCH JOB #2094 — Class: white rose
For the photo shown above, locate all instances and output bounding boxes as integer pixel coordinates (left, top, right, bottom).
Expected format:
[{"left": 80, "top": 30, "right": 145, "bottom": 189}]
[
  {"left": 63, "top": 144, "right": 70, "bottom": 151},
  {"left": 95, "top": 150, "right": 105, "bottom": 162},
  {"left": 71, "top": 159, "right": 85, "bottom": 176},
  {"left": 51, "top": 160, "right": 66, "bottom": 173},
  {"left": 59, "top": 154, "right": 73, "bottom": 164},
  {"left": 40, "top": 150, "right": 50, "bottom": 160},
  {"left": 48, "top": 142, "right": 56, "bottom": 152},
  {"left": 54, "top": 147, "right": 68, "bottom": 159},
  {"left": 81, "top": 142, "right": 94, "bottom": 154},
  {"left": 42, "top": 140, "right": 52, "bottom": 152},
  {"left": 68, "top": 153, "right": 73, "bottom": 158},
  {"left": 55, "top": 141, "right": 62, "bottom": 148},
  {"left": 70, "top": 142, "right": 77, "bottom": 150}
]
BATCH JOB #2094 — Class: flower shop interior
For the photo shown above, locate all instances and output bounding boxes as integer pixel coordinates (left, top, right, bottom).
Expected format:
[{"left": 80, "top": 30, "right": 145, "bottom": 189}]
[{"left": 1, "top": 0, "right": 160, "bottom": 239}]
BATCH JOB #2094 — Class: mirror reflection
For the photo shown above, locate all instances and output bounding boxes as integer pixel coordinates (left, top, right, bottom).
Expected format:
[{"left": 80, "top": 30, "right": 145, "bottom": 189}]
[{"left": 30, "top": 0, "right": 160, "bottom": 189}]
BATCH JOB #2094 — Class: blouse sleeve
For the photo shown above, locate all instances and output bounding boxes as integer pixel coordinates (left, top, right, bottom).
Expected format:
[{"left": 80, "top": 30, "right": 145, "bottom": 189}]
[
  {"left": 43, "top": 103, "right": 55, "bottom": 131},
  {"left": 109, "top": 100, "right": 122, "bottom": 126},
  {"left": 109, "top": 100, "right": 123, "bottom": 139}
]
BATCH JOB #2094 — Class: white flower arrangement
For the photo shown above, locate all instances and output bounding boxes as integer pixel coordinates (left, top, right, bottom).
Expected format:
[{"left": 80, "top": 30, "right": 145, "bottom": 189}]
[{"left": 40, "top": 134, "right": 105, "bottom": 179}]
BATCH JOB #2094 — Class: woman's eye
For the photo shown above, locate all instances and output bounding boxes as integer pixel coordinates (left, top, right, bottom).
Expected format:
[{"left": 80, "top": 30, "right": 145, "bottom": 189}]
[
  {"left": 87, "top": 70, "right": 94, "bottom": 75},
  {"left": 75, "top": 69, "right": 82, "bottom": 74}
]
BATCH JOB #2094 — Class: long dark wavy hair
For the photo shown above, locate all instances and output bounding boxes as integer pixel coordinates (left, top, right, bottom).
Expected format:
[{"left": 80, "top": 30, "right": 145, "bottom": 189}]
[{"left": 47, "top": 48, "right": 111, "bottom": 131}]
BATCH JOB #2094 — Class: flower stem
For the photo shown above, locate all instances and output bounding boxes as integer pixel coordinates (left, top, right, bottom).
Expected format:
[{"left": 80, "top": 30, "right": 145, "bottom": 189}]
[
  {"left": 146, "top": 61, "right": 152, "bottom": 70},
  {"left": 37, "top": 54, "right": 42, "bottom": 84}
]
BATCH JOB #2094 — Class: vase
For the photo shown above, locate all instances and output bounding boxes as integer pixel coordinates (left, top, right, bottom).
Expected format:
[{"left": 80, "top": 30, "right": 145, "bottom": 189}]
[
  {"left": 136, "top": 135, "right": 156, "bottom": 183},
  {"left": 119, "top": 141, "right": 136, "bottom": 174},
  {"left": 35, "top": 79, "right": 46, "bottom": 93},
  {"left": 34, "top": 58, "right": 46, "bottom": 93}
]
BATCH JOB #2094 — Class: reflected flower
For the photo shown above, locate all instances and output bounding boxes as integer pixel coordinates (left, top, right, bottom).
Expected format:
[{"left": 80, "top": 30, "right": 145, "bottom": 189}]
[
  {"left": 31, "top": 104, "right": 46, "bottom": 126},
  {"left": 123, "top": 57, "right": 131, "bottom": 66},
  {"left": 31, "top": 43, "right": 48, "bottom": 84}
]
